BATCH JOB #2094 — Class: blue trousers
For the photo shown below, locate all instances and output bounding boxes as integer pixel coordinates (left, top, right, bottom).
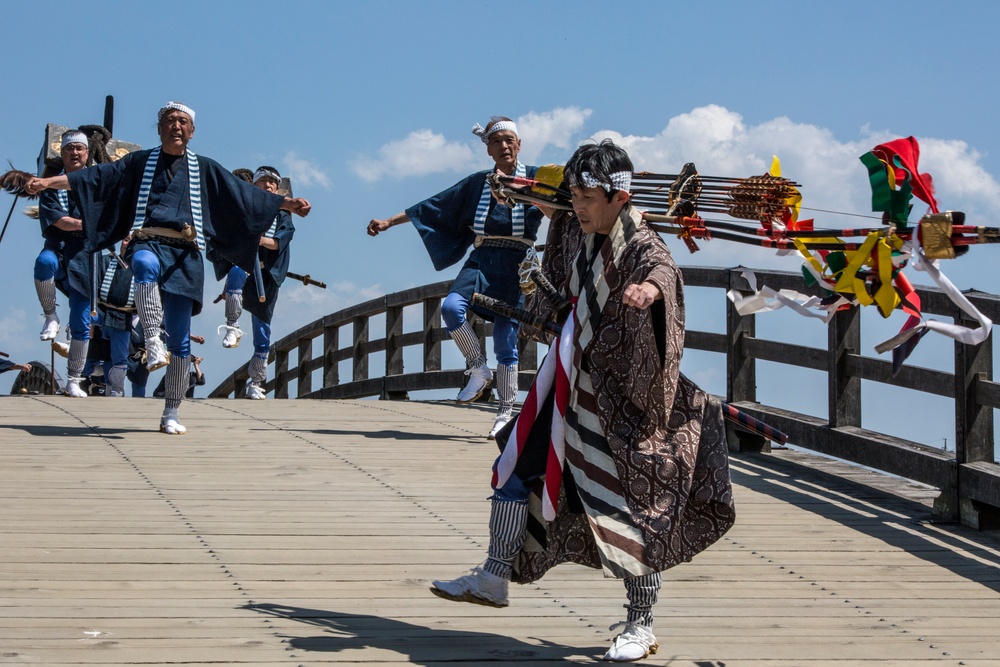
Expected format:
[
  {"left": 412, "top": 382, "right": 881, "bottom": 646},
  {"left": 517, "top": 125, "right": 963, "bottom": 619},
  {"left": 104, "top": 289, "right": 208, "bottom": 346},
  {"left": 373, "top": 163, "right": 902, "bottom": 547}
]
[
  {"left": 441, "top": 292, "right": 517, "bottom": 366},
  {"left": 225, "top": 267, "right": 271, "bottom": 356},
  {"left": 132, "top": 249, "right": 193, "bottom": 357},
  {"left": 493, "top": 463, "right": 535, "bottom": 501},
  {"left": 34, "top": 249, "right": 90, "bottom": 341}
]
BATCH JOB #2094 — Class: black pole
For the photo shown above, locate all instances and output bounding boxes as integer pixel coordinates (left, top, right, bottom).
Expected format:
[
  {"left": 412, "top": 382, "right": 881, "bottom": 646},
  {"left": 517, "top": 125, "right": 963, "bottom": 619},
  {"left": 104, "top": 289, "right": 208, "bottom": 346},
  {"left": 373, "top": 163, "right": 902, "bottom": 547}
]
[
  {"left": 88, "top": 96, "right": 114, "bottom": 317},
  {"left": 0, "top": 195, "right": 19, "bottom": 247},
  {"left": 103, "top": 95, "right": 114, "bottom": 135}
]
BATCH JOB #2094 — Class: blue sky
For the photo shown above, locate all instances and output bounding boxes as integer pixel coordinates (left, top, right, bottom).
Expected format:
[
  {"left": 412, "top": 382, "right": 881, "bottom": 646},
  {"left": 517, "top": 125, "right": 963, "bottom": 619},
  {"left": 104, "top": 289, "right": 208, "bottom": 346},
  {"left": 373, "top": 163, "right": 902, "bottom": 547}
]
[{"left": 1, "top": 1, "right": 998, "bottom": 455}]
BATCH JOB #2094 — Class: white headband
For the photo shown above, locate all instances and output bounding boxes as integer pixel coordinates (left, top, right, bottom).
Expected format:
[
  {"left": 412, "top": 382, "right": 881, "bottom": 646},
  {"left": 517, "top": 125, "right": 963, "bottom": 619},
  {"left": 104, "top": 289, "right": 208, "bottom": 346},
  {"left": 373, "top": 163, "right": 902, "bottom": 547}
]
[
  {"left": 253, "top": 167, "right": 280, "bottom": 184},
  {"left": 60, "top": 131, "right": 88, "bottom": 148},
  {"left": 158, "top": 101, "right": 196, "bottom": 124},
  {"left": 471, "top": 119, "right": 518, "bottom": 144},
  {"left": 569, "top": 170, "right": 632, "bottom": 193}
]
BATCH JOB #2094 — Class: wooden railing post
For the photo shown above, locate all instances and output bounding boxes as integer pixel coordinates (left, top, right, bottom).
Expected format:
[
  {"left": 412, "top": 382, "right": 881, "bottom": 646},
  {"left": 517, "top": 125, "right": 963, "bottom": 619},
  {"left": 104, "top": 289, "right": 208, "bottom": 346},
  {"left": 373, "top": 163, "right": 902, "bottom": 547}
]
[
  {"left": 423, "top": 297, "right": 442, "bottom": 372},
  {"left": 274, "top": 350, "right": 289, "bottom": 399},
  {"left": 952, "top": 298, "right": 997, "bottom": 527},
  {"left": 828, "top": 306, "right": 861, "bottom": 428},
  {"left": 383, "top": 303, "right": 407, "bottom": 400},
  {"left": 726, "top": 268, "right": 762, "bottom": 452},
  {"left": 353, "top": 315, "right": 369, "bottom": 384},
  {"left": 726, "top": 269, "right": 757, "bottom": 403},
  {"left": 518, "top": 337, "right": 538, "bottom": 373},
  {"left": 297, "top": 338, "right": 312, "bottom": 398},
  {"left": 323, "top": 323, "right": 339, "bottom": 389}
]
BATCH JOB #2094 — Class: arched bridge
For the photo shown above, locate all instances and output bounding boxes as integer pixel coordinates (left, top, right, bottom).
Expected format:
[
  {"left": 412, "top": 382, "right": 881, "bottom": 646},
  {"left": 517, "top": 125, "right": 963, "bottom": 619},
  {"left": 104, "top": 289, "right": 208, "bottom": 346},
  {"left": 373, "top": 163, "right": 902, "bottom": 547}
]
[{"left": 211, "top": 267, "right": 1000, "bottom": 529}]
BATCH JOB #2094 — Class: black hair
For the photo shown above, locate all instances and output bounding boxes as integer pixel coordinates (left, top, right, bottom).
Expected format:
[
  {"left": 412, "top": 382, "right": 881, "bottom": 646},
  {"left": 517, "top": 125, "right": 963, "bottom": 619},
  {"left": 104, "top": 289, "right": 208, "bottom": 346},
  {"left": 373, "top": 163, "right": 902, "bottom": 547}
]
[{"left": 565, "top": 139, "right": 633, "bottom": 202}]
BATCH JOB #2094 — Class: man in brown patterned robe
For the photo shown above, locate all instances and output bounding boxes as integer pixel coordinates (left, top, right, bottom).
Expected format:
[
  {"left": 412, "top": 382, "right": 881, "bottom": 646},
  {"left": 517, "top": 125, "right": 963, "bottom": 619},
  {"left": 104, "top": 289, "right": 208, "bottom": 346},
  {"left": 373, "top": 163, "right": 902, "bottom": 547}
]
[{"left": 432, "top": 140, "right": 735, "bottom": 662}]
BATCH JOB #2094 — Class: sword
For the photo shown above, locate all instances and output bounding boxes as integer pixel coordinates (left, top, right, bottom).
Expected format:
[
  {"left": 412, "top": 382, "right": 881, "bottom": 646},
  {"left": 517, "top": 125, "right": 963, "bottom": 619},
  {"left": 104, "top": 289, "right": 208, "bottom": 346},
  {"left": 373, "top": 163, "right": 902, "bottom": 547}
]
[
  {"left": 471, "top": 293, "right": 563, "bottom": 337},
  {"left": 254, "top": 259, "right": 266, "bottom": 303},
  {"left": 0, "top": 195, "right": 18, "bottom": 248},
  {"left": 286, "top": 271, "right": 327, "bottom": 289}
]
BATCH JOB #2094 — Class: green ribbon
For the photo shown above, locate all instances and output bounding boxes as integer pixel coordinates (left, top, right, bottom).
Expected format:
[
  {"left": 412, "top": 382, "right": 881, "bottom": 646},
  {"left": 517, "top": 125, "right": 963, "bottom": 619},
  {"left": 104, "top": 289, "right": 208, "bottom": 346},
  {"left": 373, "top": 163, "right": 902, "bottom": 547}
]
[{"left": 860, "top": 151, "right": 913, "bottom": 227}]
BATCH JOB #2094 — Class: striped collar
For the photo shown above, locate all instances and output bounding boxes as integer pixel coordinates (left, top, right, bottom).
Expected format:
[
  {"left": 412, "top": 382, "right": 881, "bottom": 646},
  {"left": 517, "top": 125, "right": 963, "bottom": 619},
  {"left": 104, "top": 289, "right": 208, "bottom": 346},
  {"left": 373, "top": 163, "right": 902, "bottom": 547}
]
[
  {"left": 132, "top": 147, "right": 205, "bottom": 251},
  {"left": 473, "top": 162, "right": 526, "bottom": 237}
]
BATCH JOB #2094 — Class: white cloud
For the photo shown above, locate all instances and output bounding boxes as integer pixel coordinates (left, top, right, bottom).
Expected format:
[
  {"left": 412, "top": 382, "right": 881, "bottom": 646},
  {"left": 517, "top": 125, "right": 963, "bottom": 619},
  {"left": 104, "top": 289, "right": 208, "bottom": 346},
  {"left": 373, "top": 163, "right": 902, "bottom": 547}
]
[
  {"left": 352, "top": 130, "right": 477, "bottom": 182},
  {"left": 351, "top": 106, "right": 593, "bottom": 182},
  {"left": 920, "top": 138, "right": 1000, "bottom": 209},
  {"left": 282, "top": 151, "right": 332, "bottom": 190},
  {"left": 515, "top": 107, "right": 592, "bottom": 163}
]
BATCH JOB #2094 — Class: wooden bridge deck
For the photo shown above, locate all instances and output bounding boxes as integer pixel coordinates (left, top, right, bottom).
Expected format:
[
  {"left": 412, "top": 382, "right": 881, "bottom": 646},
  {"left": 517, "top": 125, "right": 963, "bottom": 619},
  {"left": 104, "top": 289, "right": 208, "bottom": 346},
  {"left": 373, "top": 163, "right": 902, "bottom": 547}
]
[{"left": 1, "top": 396, "right": 999, "bottom": 666}]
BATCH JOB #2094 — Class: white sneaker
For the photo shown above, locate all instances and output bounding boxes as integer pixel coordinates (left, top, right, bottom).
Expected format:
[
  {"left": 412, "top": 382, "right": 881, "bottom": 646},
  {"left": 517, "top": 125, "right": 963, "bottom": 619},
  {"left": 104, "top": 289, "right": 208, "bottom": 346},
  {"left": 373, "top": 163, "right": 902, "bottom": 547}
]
[
  {"left": 430, "top": 566, "right": 509, "bottom": 608},
  {"left": 603, "top": 622, "right": 659, "bottom": 662},
  {"left": 220, "top": 324, "right": 242, "bottom": 349},
  {"left": 145, "top": 337, "right": 170, "bottom": 371},
  {"left": 65, "top": 380, "right": 87, "bottom": 398},
  {"left": 39, "top": 315, "right": 60, "bottom": 341},
  {"left": 159, "top": 410, "right": 187, "bottom": 435},
  {"left": 488, "top": 411, "right": 513, "bottom": 440},
  {"left": 245, "top": 379, "right": 266, "bottom": 400},
  {"left": 456, "top": 365, "right": 493, "bottom": 403},
  {"left": 51, "top": 340, "right": 70, "bottom": 358}
]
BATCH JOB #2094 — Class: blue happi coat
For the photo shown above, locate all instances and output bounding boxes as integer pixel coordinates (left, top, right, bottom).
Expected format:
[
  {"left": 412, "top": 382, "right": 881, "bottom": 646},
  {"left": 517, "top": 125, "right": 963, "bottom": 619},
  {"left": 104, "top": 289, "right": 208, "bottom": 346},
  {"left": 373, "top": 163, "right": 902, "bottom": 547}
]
[
  {"left": 405, "top": 167, "right": 543, "bottom": 310},
  {"left": 38, "top": 187, "right": 90, "bottom": 298},
  {"left": 67, "top": 148, "right": 284, "bottom": 316}
]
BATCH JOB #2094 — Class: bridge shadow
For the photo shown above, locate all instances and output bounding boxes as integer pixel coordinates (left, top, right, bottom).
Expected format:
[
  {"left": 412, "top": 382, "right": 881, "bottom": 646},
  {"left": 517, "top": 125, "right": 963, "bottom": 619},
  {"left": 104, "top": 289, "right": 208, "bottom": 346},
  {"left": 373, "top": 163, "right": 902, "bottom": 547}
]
[
  {"left": 0, "top": 423, "right": 129, "bottom": 439},
  {"left": 284, "top": 428, "right": 475, "bottom": 442},
  {"left": 731, "top": 453, "right": 1000, "bottom": 593},
  {"left": 244, "top": 602, "right": 599, "bottom": 664}
]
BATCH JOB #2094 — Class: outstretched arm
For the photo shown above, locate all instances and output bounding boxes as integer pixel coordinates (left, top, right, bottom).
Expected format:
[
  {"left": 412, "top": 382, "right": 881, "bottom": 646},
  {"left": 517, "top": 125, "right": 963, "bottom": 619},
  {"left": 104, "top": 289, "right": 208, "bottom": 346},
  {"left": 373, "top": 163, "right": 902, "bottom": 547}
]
[
  {"left": 280, "top": 197, "right": 311, "bottom": 217},
  {"left": 367, "top": 212, "right": 410, "bottom": 236},
  {"left": 25, "top": 174, "right": 70, "bottom": 195}
]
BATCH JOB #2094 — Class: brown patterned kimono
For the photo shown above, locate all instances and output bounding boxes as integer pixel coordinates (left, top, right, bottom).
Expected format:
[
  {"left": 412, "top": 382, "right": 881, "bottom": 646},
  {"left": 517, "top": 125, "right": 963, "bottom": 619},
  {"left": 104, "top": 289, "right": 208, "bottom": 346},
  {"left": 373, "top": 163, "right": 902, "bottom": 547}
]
[{"left": 511, "top": 205, "right": 735, "bottom": 583}]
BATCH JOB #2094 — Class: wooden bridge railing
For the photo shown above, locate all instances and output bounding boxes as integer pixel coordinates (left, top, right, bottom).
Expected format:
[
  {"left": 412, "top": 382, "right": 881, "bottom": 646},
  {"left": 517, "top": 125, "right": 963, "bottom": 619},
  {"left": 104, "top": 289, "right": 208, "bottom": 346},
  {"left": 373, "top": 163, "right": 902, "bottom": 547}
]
[{"left": 210, "top": 267, "right": 1000, "bottom": 530}]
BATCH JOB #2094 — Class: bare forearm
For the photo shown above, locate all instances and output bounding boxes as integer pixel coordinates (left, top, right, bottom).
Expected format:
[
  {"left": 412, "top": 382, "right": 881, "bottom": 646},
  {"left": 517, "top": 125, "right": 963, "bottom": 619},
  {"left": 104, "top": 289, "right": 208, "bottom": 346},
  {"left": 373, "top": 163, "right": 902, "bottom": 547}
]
[
  {"left": 367, "top": 212, "right": 410, "bottom": 236},
  {"left": 25, "top": 174, "right": 70, "bottom": 194},
  {"left": 53, "top": 217, "right": 83, "bottom": 232}
]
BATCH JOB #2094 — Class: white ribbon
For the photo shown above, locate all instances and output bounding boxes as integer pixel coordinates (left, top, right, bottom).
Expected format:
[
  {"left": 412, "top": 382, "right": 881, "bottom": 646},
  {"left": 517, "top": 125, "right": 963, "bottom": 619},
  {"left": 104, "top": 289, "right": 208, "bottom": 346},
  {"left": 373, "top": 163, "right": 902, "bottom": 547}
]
[{"left": 874, "top": 242, "right": 992, "bottom": 353}]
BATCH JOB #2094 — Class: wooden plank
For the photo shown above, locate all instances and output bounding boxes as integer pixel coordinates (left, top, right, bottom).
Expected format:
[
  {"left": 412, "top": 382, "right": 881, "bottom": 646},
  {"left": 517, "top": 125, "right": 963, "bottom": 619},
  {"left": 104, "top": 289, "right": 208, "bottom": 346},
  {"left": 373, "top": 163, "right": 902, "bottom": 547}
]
[{"left": 0, "top": 396, "right": 999, "bottom": 666}]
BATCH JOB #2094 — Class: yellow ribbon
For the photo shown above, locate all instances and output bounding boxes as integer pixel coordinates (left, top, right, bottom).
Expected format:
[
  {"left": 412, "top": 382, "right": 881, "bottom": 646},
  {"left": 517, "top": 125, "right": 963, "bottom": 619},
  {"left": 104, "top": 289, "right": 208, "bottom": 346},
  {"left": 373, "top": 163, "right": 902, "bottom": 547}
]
[
  {"left": 793, "top": 230, "right": 905, "bottom": 317},
  {"left": 770, "top": 155, "right": 802, "bottom": 224}
]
